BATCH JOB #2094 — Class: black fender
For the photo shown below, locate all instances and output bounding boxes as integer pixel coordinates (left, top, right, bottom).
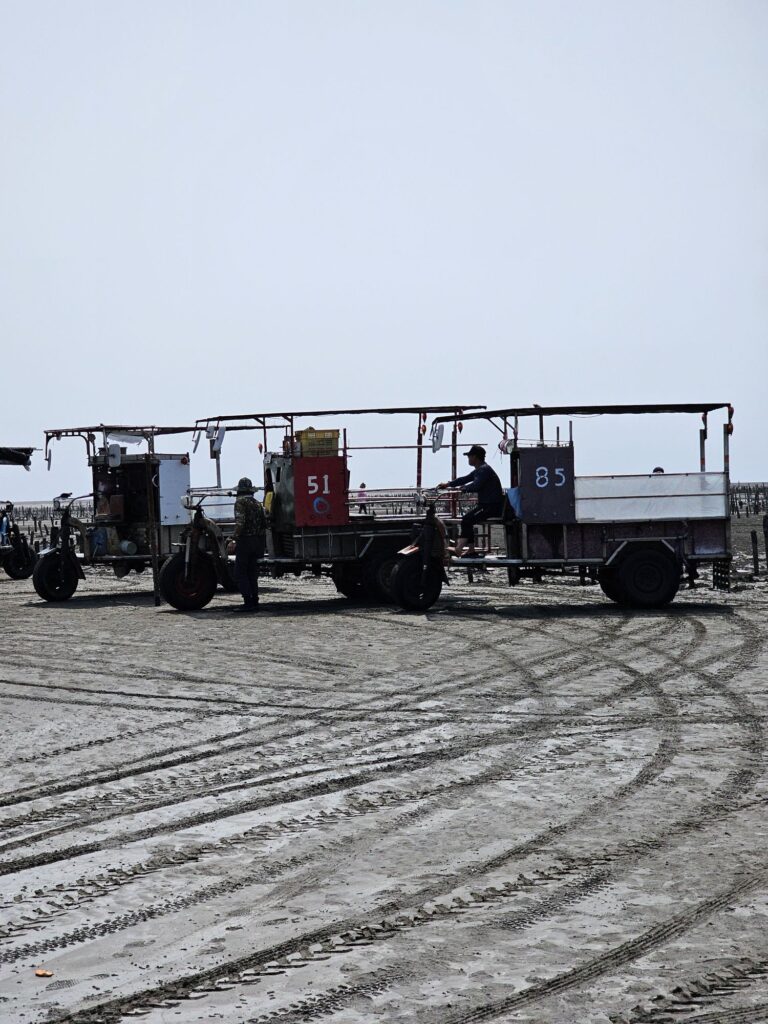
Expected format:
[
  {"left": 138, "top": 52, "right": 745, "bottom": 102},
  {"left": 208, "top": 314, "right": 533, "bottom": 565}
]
[
  {"left": 605, "top": 538, "right": 682, "bottom": 570},
  {"left": 187, "top": 515, "right": 234, "bottom": 589},
  {"left": 39, "top": 545, "right": 85, "bottom": 580}
]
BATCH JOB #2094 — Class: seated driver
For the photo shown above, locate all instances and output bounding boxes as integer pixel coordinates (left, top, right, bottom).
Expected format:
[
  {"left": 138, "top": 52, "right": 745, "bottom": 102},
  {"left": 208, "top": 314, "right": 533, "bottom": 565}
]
[{"left": 437, "top": 445, "right": 503, "bottom": 557}]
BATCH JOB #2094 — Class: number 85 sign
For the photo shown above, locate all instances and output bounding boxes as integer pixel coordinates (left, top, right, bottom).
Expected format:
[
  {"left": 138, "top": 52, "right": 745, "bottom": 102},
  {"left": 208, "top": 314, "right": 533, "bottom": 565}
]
[
  {"left": 518, "top": 447, "right": 576, "bottom": 523},
  {"left": 535, "top": 466, "right": 567, "bottom": 488}
]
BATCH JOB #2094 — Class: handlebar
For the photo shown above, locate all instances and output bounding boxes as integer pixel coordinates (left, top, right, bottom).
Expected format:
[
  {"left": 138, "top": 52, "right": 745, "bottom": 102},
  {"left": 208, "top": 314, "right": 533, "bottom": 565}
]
[
  {"left": 182, "top": 488, "right": 263, "bottom": 511},
  {"left": 53, "top": 492, "right": 93, "bottom": 512}
]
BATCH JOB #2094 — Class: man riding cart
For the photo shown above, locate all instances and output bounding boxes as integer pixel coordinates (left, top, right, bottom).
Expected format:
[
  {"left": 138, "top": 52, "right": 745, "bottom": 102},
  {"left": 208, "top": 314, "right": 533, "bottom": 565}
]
[{"left": 437, "top": 444, "right": 503, "bottom": 557}]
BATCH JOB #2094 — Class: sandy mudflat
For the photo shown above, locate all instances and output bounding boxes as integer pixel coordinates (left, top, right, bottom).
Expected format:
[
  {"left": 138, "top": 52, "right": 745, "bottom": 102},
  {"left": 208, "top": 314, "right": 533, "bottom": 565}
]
[{"left": 1, "top": 535, "right": 767, "bottom": 1023}]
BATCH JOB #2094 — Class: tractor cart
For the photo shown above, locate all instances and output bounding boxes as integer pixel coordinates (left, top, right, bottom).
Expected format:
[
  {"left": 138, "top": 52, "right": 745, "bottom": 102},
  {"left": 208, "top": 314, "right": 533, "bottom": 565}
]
[
  {"left": 34, "top": 426, "right": 236, "bottom": 603},
  {"left": 158, "top": 405, "right": 484, "bottom": 611},
  {"left": 0, "top": 446, "right": 37, "bottom": 580},
  {"left": 396, "top": 402, "right": 734, "bottom": 611}
]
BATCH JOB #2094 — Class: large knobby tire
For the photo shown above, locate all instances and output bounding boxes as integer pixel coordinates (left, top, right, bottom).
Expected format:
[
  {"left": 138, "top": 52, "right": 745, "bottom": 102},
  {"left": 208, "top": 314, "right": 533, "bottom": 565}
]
[
  {"left": 159, "top": 552, "right": 218, "bottom": 611},
  {"left": 331, "top": 564, "right": 367, "bottom": 602},
  {"left": 3, "top": 544, "right": 37, "bottom": 580},
  {"left": 32, "top": 553, "right": 79, "bottom": 601},
  {"left": 391, "top": 556, "right": 443, "bottom": 611},
  {"left": 361, "top": 550, "right": 399, "bottom": 603},
  {"left": 598, "top": 567, "right": 626, "bottom": 605},
  {"left": 616, "top": 549, "right": 680, "bottom": 609}
]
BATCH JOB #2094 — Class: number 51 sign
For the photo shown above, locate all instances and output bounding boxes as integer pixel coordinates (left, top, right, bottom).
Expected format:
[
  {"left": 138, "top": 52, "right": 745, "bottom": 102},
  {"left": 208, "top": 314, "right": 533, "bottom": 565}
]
[
  {"left": 293, "top": 456, "right": 350, "bottom": 527},
  {"left": 517, "top": 447, "right": 576, "bottom": 524}
]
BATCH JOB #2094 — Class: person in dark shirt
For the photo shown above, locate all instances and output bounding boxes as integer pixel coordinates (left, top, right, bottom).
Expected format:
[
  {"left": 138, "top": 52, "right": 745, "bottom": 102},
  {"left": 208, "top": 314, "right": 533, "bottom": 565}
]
[
  {"left": 229, "top": 477, "right": 267, "bottom": 612},
  {"left": 438, "top": 445, "right": 503, "bottom": 557}
]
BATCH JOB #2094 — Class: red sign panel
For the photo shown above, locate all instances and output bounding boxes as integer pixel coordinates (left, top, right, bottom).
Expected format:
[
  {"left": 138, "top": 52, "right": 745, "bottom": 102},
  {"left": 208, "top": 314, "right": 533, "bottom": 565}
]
[{"left": 293, "top": 456, "right": 350, "bottom": 527}]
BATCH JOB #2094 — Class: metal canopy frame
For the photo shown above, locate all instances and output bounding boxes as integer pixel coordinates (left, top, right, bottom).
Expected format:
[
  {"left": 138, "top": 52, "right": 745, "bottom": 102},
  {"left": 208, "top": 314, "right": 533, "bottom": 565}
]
[
  {"left": 431, "top": 402, "right": 734, "bottom": 476},
  {"left": 197, "top": 405, "right": 485, "bottom": 427},
  {"left": 46, "top": 425, "right": 195, "bottom": 435},
  {"left": 432, "top": 403, "right": 733, "bottom": 425},
  {"left": 195, "top": 404, "right": 486, "bottom": 491},
  {"left": 44, "top": 425, "right": 197, "bottom": 463}
]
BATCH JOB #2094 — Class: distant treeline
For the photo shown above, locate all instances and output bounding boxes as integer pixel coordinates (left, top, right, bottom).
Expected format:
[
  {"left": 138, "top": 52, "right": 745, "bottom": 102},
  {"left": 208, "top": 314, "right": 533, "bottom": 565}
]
[
  {"left": 6, "top": 502, "right": 93, "bottom": 546},
  {"left": 731, "top": 483, "right": 767, "bottom": 517},
  {"left": 10, "top": 502, "right": 93, "bottom": 523}
]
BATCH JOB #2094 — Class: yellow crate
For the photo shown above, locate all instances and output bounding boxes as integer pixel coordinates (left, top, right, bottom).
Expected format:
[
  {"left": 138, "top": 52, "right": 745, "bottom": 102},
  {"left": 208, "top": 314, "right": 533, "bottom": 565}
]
[{"left": 295, "top": 428, "right": 340, "bottom": 456}]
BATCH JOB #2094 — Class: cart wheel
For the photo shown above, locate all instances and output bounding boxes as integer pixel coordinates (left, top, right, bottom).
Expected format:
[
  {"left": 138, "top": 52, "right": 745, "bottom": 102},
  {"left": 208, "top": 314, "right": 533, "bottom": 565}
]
[
  {"left": 598, "top": 567, "right": 626, "bottom": 605},
  {"left": 331, "top": 565, "right": 367, "bottom": 602},
  {"left": 218, "top": 564, "right": 240, "bottom": 593},
  {"left": 218, "top": 557, "right": 239, "bottom": 598},
  {"left": 3, "top": 545, "right": 37, "bottom": 580},
  {"left": 362, "top": 551, "right": 399, "bottom": 603},
  {"left": 616, "top": 549, "right": 680, "bottom": 609},
  {"left": 391, "top": 556, "right": 443, "bottom": 611},
  {"left": 159, "top": 552, "right": 218, "bottom": 611},
  {"left": 32, "top": 553, "right": 79, "bottom": 601}
]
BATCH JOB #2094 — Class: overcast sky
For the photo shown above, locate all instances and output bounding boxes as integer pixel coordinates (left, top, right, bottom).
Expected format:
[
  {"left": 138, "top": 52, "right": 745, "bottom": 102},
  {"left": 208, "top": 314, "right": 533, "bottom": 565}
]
[{"left": 1, "top": 0, "right": 765, "bottom": 497}]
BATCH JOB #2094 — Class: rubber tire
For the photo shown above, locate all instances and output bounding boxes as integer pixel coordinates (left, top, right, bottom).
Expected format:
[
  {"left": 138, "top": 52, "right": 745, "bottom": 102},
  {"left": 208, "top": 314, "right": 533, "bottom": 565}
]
[
  {"left": 331, "top": 564, "right": 367, "bottom": 602},
  {"left": 3, "top": 545, "right": 37, "bottom": 580},
  {"left": 159, "top": 552, "right": 218, "bottom": 611},
  {"left": 391, "top": 556, "right": 443, "bottom": 611},
  {"left": 218, "top": 564, "right": 240, "bottom": 593},
  {"left": 361, "top": 551, "right": 399, "bottom": 603},
  {"left": 32, "top": 553, "right": 79, "bottom": 601},
  {"left": 616, "top": 549, "right": 680, "bottom": 609},
  {"left": 598, "top": 567, "right": 626, "bottom": 605}
]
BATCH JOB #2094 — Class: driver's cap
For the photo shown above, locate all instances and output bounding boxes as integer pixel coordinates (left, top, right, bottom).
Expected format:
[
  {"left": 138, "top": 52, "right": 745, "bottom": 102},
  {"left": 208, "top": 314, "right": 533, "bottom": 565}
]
[{"left": 464, "top": 445, "right": 486, "bottom": 459}]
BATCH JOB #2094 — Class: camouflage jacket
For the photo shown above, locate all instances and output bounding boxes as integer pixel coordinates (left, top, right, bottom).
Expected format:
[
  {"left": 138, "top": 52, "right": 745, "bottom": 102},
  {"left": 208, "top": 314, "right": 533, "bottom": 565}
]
[{"left": 233, "top": 495, "right": 267, "bottom": 539}]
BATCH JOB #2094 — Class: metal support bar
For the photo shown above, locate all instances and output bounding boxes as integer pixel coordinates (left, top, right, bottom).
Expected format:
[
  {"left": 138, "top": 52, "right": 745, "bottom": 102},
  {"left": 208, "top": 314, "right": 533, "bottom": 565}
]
[
  {"left": 144, "top": 444, "right": 161, "bottom": 607},
  {"left": 451, "top": 422, "right": 458, "bottom": 520},
  {"left": 449, "top": 556, "right": 605, "bottom": 567},
  {"left": 416, "top": 413, "right": 424, "bottom": 489}
]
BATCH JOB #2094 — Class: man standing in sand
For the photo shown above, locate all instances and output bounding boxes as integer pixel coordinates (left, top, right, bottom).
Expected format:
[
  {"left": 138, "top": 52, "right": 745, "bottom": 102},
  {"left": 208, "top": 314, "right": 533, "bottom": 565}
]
[{"left": 229, "top": 477, "right": 267, "bottom": 613}]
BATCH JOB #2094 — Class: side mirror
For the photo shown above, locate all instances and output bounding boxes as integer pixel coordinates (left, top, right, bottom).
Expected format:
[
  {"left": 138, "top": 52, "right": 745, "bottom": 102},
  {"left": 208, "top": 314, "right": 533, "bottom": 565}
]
[
  {"left": 108, "top": 443, "right": 122, "bottom": 468},
  {"left": 431, "top": 424, "right": 445, "bottom": 453},
  {"left": 53, "top": 498, "right": 61, "bottom": 512}
]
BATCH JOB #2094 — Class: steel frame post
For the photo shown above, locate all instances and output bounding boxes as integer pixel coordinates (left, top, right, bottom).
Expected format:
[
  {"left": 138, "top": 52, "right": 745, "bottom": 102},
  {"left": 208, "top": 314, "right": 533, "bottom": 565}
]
[
  {"left": 451, "top": 421, "right": 458, "bottom": 520},
  {"left": 416, "top": 413, "right": 424, "bottom": 490},
  {"left": 145, "top": 437, "right": 161, "bottom": 607}
]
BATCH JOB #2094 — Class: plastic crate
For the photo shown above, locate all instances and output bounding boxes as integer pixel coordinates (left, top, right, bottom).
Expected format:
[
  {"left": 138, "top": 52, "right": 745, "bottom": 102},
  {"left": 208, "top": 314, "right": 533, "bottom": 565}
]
[{"left": 295, "top": 428, "right": 340, "bottom": 456}]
